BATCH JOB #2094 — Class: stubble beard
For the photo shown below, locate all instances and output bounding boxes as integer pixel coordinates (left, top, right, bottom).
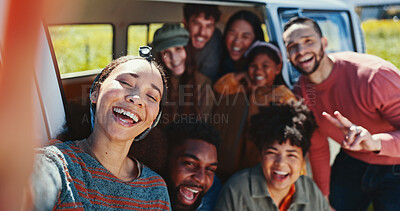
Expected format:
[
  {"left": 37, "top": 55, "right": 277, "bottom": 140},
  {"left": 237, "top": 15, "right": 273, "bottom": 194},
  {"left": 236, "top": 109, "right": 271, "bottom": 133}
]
[{"left": 294, "top": 45, "right": 325, "bottom": 76}]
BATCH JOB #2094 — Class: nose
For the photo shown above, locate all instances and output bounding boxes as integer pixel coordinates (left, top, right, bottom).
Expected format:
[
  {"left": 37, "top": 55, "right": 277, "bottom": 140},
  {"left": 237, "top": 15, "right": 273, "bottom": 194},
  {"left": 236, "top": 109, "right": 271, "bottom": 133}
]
[
  {"left": 199, "top": 26, "right": 206, "bottom": 36},
  {"left": 192, "top": 168, "right": 206, "bottom": 185},
  {"left": 126, "top": 93, "right": 143, "bottom": 107},
  {"left": 274, "top": 155, "right": 284, "bottom": 166},
  {"left": 296, "top": 44, "right": 307, "bottom": 55}
]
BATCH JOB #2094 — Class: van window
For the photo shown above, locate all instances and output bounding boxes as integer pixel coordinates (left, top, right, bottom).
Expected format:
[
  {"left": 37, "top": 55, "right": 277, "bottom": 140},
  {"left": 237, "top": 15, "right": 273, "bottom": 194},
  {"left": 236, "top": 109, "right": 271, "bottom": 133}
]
[
  {"left": 48, "top": 24, "right": 113, "bottom": 74},
  {"left": 127, "top": 23, "right": 163, "bottom": 55}
]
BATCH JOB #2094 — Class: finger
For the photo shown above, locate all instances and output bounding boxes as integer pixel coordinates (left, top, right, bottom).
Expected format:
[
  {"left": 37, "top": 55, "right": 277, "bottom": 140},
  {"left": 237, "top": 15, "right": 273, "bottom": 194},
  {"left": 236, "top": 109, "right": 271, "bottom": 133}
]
[
  {"left": 323, "top": 112, "right": 347, "bottom": 134},
  {"left": 346, "top": 125, "right": 359, "bottom": 147},
  {"left": 350, "top": 132, "right": 365, "bottom": 150},
  {"left": 333, "top": 111, "right": 354, "bottom": 129},
  {"left": 341, "top": 138, "right": 350, "bottom": 149}
]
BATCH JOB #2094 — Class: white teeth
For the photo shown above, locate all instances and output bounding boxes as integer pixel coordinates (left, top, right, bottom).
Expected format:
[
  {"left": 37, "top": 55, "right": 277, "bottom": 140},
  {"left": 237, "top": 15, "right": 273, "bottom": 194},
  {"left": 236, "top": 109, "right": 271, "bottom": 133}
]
[
  {"left": 196, "top": 37, "right": 204, "bottom": 42},
  {"left": 172, "top": 61, "right": 182, "bottom": 67},
  {"left": 256, "top": 76, "right": 264, "bottom": 80},
  {"left": 232, "top": 47, "right": 241, "bottom": 51},
  {"left": 113, "top": 107, "right": 139, "bottom": 123},
  {"left": 299, "top": 55, "right": 312, "bottom": 62},
  {"left": 185, "top": 187, "right": 200, "bottom": 193},
  {"left": 274, "top": 170, "right": 289, "bottom": 176}
]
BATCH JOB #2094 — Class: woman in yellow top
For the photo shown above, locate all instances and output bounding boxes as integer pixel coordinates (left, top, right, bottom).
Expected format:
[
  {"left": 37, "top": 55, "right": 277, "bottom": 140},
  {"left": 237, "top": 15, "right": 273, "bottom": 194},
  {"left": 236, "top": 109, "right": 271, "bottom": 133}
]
[{"left": 213, "top": 41, "right": 296, "bottom": 181}]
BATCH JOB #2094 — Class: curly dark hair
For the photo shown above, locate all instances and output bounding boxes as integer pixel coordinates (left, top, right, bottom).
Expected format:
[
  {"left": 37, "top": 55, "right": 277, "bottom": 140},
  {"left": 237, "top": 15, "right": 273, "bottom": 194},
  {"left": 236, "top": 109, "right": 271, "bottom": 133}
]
[
  {"left": 248, "top": 100, "right": 317, "bottom": 156},
  {"left": 164, "top": 118, "right": 221, "bottom": 152},
  {"left": 183, "top": 4, "right": 221, "bottom": 22}
]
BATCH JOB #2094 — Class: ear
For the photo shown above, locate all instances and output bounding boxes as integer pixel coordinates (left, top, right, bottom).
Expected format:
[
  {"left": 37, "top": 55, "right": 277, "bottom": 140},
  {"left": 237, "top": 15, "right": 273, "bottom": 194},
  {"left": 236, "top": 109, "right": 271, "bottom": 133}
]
[
  {"left": 183, "top": 19, "right": 188, "bottom": 28},
  {"left": 90, "top": 89, "right": 99, "bottom": 104},
  {"left": 276, "top": 62, "right": 283, "bottom": 75},
  {"left": 321, "top": 36, "right": 328, "bottom": 50}
]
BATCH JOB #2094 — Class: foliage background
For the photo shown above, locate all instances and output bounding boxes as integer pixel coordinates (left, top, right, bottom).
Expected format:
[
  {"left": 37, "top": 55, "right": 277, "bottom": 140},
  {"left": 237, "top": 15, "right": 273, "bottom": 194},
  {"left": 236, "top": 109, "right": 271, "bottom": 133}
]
[
  {"left": 49, "top": 19, "right": 400, "bottom": 75},
  {"left": 361, "top": 19, "right": 400, "bottom": 69}
]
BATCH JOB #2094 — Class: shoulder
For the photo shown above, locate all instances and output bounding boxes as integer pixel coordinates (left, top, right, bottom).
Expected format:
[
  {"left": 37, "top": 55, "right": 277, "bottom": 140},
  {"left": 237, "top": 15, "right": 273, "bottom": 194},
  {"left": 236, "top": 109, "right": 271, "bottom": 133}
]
[
  {"left": 222, "top": 166, "right": 256, "bottom": 192},
  {"left": 331, "top": 52, "right": 398, "bottom": 75},
  {"left": 140, "top": 164, "right": 169, "bottom": 188},
  {"left": 295, "top": 176, "right": 328, "bottom": 205}
]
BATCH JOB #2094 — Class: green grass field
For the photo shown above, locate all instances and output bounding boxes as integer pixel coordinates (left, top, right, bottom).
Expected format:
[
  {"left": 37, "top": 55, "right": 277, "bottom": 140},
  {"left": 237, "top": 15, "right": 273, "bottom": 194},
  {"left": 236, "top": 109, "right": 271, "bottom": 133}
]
[
  {"left": 362, "top": 19, "right": 400, "bottom": 69},
  {"left": 49, "top": 19, "right": 400, "bottom": 74}
]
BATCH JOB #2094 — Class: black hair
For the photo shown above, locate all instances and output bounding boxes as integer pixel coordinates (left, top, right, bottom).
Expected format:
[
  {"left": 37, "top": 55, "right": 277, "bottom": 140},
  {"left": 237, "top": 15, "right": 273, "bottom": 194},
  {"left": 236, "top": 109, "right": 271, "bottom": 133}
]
[
  {"left": 183, "top": 4, "right": 221, "bottom": 22},
  {"left": 223, "top": 10, "right": 265, "bottom": 46},
  {"left": 164, "top": 118, "right": 221, "bottom": 151},
  {"left": 283, "top": 16, "right": 323, "bottom": 37},
  {"left": 248, "top": 100, "right": 317, "bottom": 156}
]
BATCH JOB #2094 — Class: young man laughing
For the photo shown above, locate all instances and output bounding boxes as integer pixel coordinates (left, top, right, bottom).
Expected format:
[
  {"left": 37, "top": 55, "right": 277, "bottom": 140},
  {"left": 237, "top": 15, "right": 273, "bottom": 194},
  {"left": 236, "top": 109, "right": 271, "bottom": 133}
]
[{"left": 163, "top": 119, "right": 221, "bottom": 211}]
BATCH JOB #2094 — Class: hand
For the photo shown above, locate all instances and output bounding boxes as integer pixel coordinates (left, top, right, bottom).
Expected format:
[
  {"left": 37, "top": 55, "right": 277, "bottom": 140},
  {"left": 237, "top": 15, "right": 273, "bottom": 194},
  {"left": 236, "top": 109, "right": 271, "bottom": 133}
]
[
  {"left": 234, "top": 72, "right": 251, "bottom": 88},
  {"left": 324, "top": 195, "right": 336, "bottom": 211},
  {"left": 322, "top": 111, "right": 381, "bottom": 152}
]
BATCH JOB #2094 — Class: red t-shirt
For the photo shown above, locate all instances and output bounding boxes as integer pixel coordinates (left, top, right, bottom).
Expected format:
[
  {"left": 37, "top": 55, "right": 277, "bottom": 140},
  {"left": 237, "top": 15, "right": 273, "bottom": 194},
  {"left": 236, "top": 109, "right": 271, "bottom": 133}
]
[{"left": 294, "top": 52, "right": 400, "bottom": 195}]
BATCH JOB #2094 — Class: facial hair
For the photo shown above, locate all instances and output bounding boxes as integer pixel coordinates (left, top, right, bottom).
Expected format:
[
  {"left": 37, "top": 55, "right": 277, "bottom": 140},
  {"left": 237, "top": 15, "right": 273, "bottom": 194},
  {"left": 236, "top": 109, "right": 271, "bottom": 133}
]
[{"left": 294, "top": 44, "right": 325, "bottom": 75}]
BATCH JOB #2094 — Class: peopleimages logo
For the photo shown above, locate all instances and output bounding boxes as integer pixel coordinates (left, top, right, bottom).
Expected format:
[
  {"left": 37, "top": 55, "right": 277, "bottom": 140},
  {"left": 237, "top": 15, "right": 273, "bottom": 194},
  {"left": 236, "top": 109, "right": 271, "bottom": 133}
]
[{"left": 162, "top": 84, "right": 293, "bottom": 107}]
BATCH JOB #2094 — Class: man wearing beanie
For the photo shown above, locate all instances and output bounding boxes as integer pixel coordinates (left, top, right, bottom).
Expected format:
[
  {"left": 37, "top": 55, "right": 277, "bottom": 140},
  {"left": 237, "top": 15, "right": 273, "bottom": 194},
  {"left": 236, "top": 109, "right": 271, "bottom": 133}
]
[{"left": 183, "top": 4, "right": 222, "bottom": 81}]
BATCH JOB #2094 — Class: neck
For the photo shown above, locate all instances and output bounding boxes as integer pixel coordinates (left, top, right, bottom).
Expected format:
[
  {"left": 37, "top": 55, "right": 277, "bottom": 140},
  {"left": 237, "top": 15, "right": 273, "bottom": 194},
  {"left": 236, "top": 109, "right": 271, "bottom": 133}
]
[
  {"left": 85, "top": 131, "right": 138, "bottom": 181},
  {"left": 268, "top": 185, "right": 291, "bottom": 208},
  {"left": 307, "top": 54, "right": 334, "bottom": 84}
]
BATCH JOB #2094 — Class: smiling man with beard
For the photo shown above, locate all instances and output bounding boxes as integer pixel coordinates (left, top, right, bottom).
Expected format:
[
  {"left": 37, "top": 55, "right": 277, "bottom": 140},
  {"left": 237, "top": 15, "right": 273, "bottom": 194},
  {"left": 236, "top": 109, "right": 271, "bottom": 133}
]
[
  {"left": 163, "top": 119, "right": 221, "bottom": 211},
  {"left": 283, "top": 17, "right": 400, "bottom": 210}
]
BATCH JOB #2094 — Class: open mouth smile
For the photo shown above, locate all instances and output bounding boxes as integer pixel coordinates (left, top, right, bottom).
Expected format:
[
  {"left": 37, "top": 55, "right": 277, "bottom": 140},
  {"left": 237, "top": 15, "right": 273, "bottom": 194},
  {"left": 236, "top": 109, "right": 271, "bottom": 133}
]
[
  {"left": 112, "top": 106, "right": 140, "bottom": 126},
  {"left": 178, "top": 185, "right": 203, "bottom": 205},
  {"left": 272, "top": 170, "right": 289, "bottom": 181}
]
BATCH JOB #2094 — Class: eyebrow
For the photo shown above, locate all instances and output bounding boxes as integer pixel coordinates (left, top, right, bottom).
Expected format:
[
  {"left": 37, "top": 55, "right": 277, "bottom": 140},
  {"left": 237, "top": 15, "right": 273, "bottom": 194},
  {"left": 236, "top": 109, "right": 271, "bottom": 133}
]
[
  {"left": 129, "top": 73, "right": 162, "bottom": 97},
  {"left": 182, "top": 153, "right": 218, "bottom": 166},
  {"left": 266, "top": 147, "right": 299, "bottom": 153}
]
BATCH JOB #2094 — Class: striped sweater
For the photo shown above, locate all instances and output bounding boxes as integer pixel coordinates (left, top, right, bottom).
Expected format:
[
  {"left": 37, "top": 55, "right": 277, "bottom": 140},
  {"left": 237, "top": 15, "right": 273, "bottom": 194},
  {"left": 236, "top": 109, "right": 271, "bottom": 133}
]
[{"left": 32, "top": 140, "right": 171, "bottom": 210}]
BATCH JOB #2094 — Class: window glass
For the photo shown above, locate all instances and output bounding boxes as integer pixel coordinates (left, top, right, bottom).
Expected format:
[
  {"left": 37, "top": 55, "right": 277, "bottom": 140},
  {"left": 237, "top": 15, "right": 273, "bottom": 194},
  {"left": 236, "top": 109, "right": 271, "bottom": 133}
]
[
  {"left": 48, "top": 24, "right": 112, "bottom": 74},
  {"left": 127, "top": 23, "right": 165, "bottom": 55}
]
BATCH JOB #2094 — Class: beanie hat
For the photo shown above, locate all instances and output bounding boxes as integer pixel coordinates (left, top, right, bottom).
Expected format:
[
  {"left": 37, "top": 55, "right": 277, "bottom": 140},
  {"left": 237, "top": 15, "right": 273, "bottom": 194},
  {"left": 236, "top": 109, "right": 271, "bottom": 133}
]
[{"left": 152, "top": 23, "right": 189, "bottom": 53}]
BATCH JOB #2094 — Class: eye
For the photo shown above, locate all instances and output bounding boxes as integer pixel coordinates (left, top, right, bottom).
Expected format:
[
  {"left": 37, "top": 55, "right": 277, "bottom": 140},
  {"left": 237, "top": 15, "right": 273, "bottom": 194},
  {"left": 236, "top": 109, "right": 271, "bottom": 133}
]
[
  {"left": 265, "top": 151, "right": 276, "bottom": 155},
  {"left": 288, "top": 154, "right": 299, "bottom": 159},
  {"left": 147, "top": 94, "right": 157, "bottom": 102},
  {"left": 206, "top": 167, "right": 217, "bottom": 174},
  {"left": 184, "top": 161, "right": 195, "bottom": 168},
  {"left": 119, "top": 80, "right": 132, "bottom": 87}
]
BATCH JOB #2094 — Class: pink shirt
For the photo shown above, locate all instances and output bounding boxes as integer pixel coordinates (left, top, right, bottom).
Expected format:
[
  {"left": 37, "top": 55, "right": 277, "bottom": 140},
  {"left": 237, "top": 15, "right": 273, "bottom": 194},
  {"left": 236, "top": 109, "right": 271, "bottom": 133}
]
[{"left": 295, "top": 52, "right": 400, "bottom": 195}]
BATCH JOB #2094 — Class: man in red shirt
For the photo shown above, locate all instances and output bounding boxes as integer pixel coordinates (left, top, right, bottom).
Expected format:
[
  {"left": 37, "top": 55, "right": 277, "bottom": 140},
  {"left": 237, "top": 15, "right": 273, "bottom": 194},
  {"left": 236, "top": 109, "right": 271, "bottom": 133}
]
[{"left": 283, "top": 16, "right": 400, "bottom": 210}]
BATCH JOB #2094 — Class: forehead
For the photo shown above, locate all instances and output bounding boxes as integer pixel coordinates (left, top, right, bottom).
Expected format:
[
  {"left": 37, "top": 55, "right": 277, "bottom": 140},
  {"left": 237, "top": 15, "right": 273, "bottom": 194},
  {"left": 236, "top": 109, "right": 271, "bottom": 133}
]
[
  {"left": 230, "top": 19, "right": 252, "bottom": 30},
  {"left": 283, "top": 23, "right": 318, "bottom": 41},
  {"left": 109, "top": 59, "right": 163, "bottom": 87},
  {"left": 189, "top": 12, "right": 215, "bottom": 23},
  {"left": 175, "top": 139, "right": 217, "bottom": 161},
  {"left": 265, "top": 140, "right": 302, "bottom": 153},
  {"left": 250, "top": 53, "right": 274, "bottom": 63}
]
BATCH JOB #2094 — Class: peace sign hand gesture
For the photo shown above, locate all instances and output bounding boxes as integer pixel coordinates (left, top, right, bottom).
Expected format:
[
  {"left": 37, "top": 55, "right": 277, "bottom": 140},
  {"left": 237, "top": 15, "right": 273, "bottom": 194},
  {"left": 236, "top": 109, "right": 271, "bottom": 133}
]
[{"left": 322, "top": 111, "right": 382, "bottom": 152}]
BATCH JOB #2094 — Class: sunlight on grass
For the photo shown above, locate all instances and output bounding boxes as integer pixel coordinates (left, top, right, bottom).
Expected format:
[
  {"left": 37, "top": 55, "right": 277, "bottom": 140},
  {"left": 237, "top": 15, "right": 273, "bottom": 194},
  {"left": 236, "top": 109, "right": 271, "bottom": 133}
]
[{"left": 362, "top": 19, "right": 400, "bottom": 69}]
